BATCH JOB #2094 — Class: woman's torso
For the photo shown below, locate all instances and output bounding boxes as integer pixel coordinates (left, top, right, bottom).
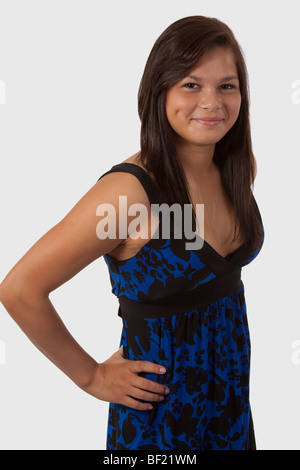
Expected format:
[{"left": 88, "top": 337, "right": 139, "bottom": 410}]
[{"left": 106, "top": 151, "right": 244, "bottom": 262}]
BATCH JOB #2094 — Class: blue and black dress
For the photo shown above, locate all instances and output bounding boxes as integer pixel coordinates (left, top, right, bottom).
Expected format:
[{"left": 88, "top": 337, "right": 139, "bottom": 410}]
[{"left": 98, "top": 162, "right": 264, "bottom": 450}]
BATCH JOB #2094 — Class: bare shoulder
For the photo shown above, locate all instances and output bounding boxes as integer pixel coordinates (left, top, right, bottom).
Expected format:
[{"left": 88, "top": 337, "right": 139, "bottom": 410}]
[
  {"left": 98, "top": 151, "right": 152, "bottom": 207},
  {"left": 121, "top": 151, "right": 144, "bottom": 167},
  {"left": 97, "top": 151, "right": 158, "bottom": 261},
  {"left": 120, "top": 151, "right": 158, "bottom": 187}
]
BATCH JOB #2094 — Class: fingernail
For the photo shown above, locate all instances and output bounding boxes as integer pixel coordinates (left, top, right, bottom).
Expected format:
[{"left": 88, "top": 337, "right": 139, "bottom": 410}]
[
  {"left": 164, "top": 387, "right": 170, "bottom": 394},
  {"left": 160, "top": 367, "right": 166, "bottom": 373},
  {"left": 148, "top": 404, "right": 153, "bottom": 410}
]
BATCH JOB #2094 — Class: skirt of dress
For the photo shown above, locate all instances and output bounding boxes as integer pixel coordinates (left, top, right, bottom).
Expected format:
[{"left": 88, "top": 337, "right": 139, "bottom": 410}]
[{"left": 106, "top": 287, "right": 256, "bottom": 450}]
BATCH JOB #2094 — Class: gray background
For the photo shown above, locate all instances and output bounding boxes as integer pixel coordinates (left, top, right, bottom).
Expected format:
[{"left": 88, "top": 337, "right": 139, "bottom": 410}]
[{"left": 0, "top": 0, "right": 299, "bottom": 450}]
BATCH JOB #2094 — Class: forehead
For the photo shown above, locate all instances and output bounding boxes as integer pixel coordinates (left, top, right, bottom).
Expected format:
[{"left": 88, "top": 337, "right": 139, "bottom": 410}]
[{"left": 187, "top": 47, "right": 238, "bottom": 78}]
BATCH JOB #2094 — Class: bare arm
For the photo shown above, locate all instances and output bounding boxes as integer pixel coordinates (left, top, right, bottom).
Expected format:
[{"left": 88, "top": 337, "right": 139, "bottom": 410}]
[{"left": 0, "top": 172, "right": 169, "bottom": 409}]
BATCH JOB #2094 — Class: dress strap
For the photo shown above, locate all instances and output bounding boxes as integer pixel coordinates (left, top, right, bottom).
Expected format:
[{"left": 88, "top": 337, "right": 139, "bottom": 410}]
[{"left": 97, "top": 162, "right": 164, "bottom": 206}]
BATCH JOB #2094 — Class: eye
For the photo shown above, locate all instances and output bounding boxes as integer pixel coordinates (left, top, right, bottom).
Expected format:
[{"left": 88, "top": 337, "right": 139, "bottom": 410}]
[
  {"left": 183, "top": 82, "right": 200, "bottom": 90},
  {"left": 219, "top": 83, "right": 237, "bottom": 91}
]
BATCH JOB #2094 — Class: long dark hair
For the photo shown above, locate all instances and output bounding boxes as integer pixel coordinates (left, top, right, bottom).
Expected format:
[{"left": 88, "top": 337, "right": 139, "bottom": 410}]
[{"left": 137, "top": 15, "right": 263, "bottom": 253}]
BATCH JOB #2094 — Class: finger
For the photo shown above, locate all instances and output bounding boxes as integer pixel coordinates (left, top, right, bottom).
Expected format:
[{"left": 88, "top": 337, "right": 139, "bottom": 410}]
[
  {"left": 123, "top": 396, "right": 154, "bottom": 411},
  {"left": 129, "top": 360, "right": 166, "bottom": 376},
  {"left": 133, "top": 376, "right": 170, "bottom": 396},
  {"left": 129, "top": 386, "right": 166, "bottom": 403}
]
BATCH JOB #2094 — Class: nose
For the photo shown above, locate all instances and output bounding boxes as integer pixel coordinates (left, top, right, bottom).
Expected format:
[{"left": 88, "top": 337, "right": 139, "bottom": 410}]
[{"left": 198, "top": 88, "right": 222, "bottom": 110}]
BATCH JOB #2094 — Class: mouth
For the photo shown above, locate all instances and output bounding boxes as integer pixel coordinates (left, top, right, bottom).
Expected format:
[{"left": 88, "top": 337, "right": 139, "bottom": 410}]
[{"left": 192, "top": 118, "right": 224, "bottom": 127}]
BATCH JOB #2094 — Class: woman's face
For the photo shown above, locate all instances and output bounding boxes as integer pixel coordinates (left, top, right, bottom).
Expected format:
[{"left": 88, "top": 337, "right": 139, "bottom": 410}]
[{"left": 165, "top": 47, "right": 242, "bottom": 151}]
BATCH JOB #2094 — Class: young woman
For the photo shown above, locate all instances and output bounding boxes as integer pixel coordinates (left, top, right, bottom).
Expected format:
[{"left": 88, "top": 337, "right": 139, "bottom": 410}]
[{"left": 0, "top": 16, "right": 264, "bottom": 450}]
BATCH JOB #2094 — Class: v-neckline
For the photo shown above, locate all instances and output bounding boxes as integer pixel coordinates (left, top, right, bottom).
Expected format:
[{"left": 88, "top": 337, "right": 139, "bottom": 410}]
[
  {"left": 179, "top": 225, "right": 247, "bottom": 264},
  {"left": 203, "top": 238, "right": 247, "bottom": 263}
]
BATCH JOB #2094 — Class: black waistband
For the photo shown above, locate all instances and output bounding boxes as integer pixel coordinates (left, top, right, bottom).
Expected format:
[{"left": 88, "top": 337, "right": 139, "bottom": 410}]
[{"left": 118, "top": 268, "right": 243, "bottom": 320}]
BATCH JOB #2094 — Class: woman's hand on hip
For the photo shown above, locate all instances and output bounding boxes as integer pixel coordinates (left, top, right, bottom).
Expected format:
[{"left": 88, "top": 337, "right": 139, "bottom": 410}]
[{"left": 82, "top": 346, "right": 170, "bottom": 410}]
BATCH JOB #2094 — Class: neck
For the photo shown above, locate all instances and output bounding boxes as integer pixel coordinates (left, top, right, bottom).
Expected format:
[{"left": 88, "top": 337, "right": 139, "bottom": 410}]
[{"left": 175, "top": 140, "right": 217, "bottom": 187}]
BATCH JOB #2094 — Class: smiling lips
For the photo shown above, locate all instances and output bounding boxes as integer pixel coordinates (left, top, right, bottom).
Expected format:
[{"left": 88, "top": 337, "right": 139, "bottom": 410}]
[{"left": 193, "top": 117, "right": 224, "bottom": 127}]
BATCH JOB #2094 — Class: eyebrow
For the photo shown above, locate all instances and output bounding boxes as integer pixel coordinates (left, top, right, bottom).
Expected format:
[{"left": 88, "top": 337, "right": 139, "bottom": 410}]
[{"left": 187, "top": 74, "right": 239, "bottom": 82}]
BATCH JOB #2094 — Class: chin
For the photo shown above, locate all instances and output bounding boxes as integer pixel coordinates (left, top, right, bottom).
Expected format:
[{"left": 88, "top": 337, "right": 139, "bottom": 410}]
[{"left": 192, "top": 135, "right": 226, "bottom": 146}]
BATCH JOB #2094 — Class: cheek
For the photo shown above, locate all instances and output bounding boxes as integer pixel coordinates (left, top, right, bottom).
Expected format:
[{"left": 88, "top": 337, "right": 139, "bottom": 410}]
[
  {"left": 165, "top": 102, "right": 183, "bottom": 130},
  {"left": 166, "top": 91, "right": 193, "bottom": 121},
  {"left": 165, "top": 95, "right": 174, "bottom": 123},
  {"left": 166, "top": 97, "right": 181, "bottom": 119},
  {"left": 227, "top": 96, "right": 241, "bottom": 122}
]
